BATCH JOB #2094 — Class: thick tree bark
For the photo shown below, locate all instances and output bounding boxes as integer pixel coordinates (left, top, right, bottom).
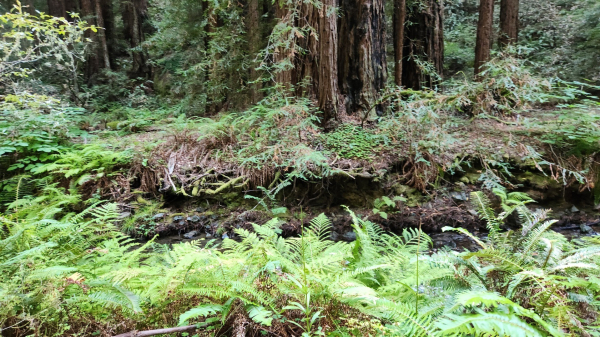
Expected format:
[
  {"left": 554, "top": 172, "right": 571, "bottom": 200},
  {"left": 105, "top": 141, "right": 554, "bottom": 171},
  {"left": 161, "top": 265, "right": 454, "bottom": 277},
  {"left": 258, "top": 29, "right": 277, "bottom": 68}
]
[
  {"left": 47, "top": 0, "right": 66, "bottom": 18},
  {"left": 316, "top": 0, "right": 339, "bottom": 121},
  {"left": 499, "top": 0, "right": 519, "bottom": 47},
  {"left": 122, "top": 0, "right": 151, "bottom": 78},
  {"left": 247, "top": 0, "right": 261, "bottom": 103},
  {"left": 402, "top": 0, "right": 444, "bottom": 90},
  {"left": 474, "top": 0, "right": 494, "bottom": 77},
  {"left": 393, "top": 0, "right": 406, "bottom": 86},
  {"left": 338, "top": 0, "right": 387, "bottom": 116},
  {"left": 274, "top": 5, "right": 293, "bottom": 86},
  {"left": 94, "top": 0, "right": 111, "bottom": 69}
]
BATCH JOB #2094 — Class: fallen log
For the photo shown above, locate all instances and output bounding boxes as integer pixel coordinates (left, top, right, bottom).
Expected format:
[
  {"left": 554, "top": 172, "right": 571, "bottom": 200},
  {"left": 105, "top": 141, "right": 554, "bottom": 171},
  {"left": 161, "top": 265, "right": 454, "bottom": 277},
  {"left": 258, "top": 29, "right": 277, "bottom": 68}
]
[{"left": 113, "top": 325, "right": 197, "bottom": 337}]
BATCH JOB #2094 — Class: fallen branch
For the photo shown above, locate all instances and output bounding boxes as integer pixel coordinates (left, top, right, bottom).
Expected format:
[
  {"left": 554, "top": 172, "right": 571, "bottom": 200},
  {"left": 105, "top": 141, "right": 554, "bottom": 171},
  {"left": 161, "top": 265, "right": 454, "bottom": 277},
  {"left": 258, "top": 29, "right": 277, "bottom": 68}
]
[{"left": 113, "top": 325, "right": 197, "bottom": 337}]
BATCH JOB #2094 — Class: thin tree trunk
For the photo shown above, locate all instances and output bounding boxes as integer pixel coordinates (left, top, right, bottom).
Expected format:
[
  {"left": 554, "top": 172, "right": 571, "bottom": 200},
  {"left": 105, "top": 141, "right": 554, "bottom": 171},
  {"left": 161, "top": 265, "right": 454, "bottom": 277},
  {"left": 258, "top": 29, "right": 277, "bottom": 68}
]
[
  {"left": 247, "top": 0, "right": 261, "bottom": 103},
  {"left": 393, "top": 0, "right": 406, "bottom": 87},
  {"left": 338, "top": 0, "right": 387, "bottom": 117},
  {"left": 402, "top": 0, "right": 444, "bottom": 90},
  {"left": 317, "top": 0, "right": 339, "bottom": 122},
  {"left": 474, "top": 0, "right": 494, "bottom": 77},
  {"left": 499, "top": 0, "right": 519, "bottom": 47}
]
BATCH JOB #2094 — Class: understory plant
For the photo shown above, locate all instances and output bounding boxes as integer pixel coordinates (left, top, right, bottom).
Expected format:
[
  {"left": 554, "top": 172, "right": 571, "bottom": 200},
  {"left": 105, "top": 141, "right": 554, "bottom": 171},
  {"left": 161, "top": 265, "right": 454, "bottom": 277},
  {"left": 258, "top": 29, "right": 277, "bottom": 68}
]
[{"left": 2, "top": 185, "right": 600, "bottom": 336}]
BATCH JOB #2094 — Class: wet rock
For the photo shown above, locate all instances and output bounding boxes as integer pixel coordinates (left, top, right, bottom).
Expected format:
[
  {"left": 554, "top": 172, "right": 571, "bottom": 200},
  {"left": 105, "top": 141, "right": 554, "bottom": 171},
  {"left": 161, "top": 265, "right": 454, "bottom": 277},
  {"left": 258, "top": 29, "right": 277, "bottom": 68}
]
[
  {"left": 153, "top": 213, "right": 165, "bottom": 220},
  {"left": 206, "top": 233, "right": 212, "bottom": 238},
  {"left": 222, "top": 233, "right": 229, "bottom": 239},
  {"left": 571, "top": 206, "right": 580, "bottom": 213},
  {"left": 173, "top": 215, "right": 184, "bottom": 222},
  {"left": 211, "top": 214, "right": 218, "bottom": 220},
  {"left": 178, "top": 221, "right": 185, "bottom": 226},
  {"left": 196, "top": 207, "right": 205, "bottom": 213},
  {"left": 342, "top": 231, "right": 357, "bottom": 242},
  {"left": 580, "top": 224, "right": 595, "bottom": 235},
  {"left": 188, "top": 215, "right": 201, "bottom": 223},
  {"left": 450, "top": 191, "right": 468, "bottom": 202},
  {"left": 330, "top": 231, "right": 340, "bottom": 241},
  {"left": 183, "top": 231, "right": 199, "bottom": 239}
]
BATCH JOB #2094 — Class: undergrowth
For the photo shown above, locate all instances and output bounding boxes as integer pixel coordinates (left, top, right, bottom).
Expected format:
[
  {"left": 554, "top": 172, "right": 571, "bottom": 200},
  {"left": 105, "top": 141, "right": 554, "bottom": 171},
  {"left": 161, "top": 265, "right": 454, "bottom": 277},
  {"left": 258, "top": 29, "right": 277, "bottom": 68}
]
[{"left": 2, "top": 184, "right": 600, "bottom": 336}]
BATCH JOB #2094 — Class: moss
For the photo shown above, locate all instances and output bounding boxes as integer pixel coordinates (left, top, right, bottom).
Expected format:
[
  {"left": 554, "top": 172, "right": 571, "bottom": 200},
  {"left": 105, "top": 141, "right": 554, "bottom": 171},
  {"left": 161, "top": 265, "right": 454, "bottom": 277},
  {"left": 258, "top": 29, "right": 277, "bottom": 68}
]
[{"left": 516, "top": 171, "right": 562, "bottom": 190}]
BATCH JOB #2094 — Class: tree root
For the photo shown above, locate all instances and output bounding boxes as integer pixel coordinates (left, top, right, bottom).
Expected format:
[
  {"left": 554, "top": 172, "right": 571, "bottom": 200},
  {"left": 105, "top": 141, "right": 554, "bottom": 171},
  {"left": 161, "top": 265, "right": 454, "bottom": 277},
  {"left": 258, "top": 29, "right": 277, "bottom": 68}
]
[{"left": 193, "top": 176, "right": 248, "bottom": 196}]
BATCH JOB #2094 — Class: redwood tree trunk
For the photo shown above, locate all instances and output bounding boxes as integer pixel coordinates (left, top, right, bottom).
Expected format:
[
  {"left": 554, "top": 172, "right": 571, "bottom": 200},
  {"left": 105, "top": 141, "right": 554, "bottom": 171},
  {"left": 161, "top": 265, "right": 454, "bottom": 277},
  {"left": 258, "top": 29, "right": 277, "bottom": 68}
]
[
  {"left": 122, "top": 0, "right": 151, "bottom": 78},
  {"left": 474, "top": 0, "right": 494, "bottom": 76},
  {"left": 94, "top": 0, "right": 111, "bottom": 69},
  {"left": 316, "top": 0, "right": 339, "bottom": 121},
  {"left": 393, "top": 0, "right": 406, "bottom": 86},
  {"left": 499, "top": 0, "right": 519, "bottom": 47},
  {"left": 274, "top": 5, "right": 292, "bottom": 86},
  {"left": 47, "top": 0, "right": 66, "bottom": 18},
  {"left": 247, "top": 0, "right": 261, "bottom": 103},
  {"left": 338, "top": 0, "right": 387, "bottom": 116},
  {"left": 402, "top": 0, "right": 444, "bottom": 90}
]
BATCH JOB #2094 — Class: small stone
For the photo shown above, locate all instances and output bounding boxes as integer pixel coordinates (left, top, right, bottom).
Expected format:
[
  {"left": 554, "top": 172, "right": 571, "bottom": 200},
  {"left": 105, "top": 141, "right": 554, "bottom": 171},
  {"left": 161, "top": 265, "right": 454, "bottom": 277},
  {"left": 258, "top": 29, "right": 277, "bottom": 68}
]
[
  {"left": 178, "top": 221, "right": 185, "bottom": 226},
  {"left": 196, "top": 207, "right": 205, "bottom": 213},
  {"left": 222, "top": 233, "right": 229, "bottom": 239},
  {"left": 205, "top": 233, "right": 212, "bottom": 238},
  {"left": 450, "top": 191, "right": 468, "bottom": 201},
  {"left": 153, "top": 213, "right": 165, "bottom": 220},
  {"left": 188, "top": 215, "right": 201, "bottom": 223},
  {"left": 571, "top": 206, "right": 580, "bottom": 213},
  {"left": 342, "top": 231, "right": 357, "bottom": 242},
  {"left": 468, "top": 209, "right": 479, "bottom": 217},
  {"left": 580, "top": 224, "right": 595, "bottom": 235},
  {"left": 119, "top": 212, "right": 132, "bottom": 219},
  {"left": 183, "top": 231, "right": 199, "bottom": 239},
  {"left": 211, "top": 214, "right": 218, "bottom": 220},
  {"left": 173, "top": 215, "right": 184, "bottom": 222},
  {"left": 330, "top": 231, "right": 340, "bottom": 241}
]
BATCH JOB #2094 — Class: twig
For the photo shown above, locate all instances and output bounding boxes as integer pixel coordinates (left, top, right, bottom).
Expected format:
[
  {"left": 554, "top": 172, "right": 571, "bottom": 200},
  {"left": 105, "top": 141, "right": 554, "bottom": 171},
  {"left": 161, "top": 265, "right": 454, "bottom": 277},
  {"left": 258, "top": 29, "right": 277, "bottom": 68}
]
[{"left": 112, "top": 325, "right": 197, "bottom": 337}]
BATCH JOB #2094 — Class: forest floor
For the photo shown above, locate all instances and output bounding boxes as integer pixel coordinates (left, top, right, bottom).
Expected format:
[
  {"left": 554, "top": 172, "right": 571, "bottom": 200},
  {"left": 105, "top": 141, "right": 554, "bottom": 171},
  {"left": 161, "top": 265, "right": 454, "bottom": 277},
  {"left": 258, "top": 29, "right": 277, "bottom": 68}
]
[{"left": 72, "top": 98, "right": 600, "bottom": 248}]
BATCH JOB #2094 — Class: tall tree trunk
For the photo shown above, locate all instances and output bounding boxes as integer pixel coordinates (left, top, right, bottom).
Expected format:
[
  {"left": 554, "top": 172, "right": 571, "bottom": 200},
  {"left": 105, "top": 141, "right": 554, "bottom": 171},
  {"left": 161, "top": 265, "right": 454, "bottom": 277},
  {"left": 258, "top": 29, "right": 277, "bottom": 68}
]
[
  {"left": 80, "top": 0, "right": 100, "bottom": 83},
  {"left": 474, "top": 0, "right": 494, "bottom": 77},
  {"left": 47, "top": 0, "right": 66, "bottom": 17},
  {"left": 94, "top": 0, "right": 111, "bottom": 70},
  {"left": 247, "top": 0, "right": 261, "bottom": 103},
  {"left": 402, "top": 0, "right": 444, "bottom": 90},
  {"left": 274, "top": 5, "right": 293, "bottom": 86},
  {"left": 499, "top": 0, "right": 519, "bottom": 47},
  {"left": 316, "top": 0, "right": 339, "bottom": 121},
  {"left": 122, "top": 0, "right": 151, "bottom": 78},
  {"left": 393, "top": 0, "right": 406, "bottom": 87},
  {"left": 22, "top": 0, "right": 36, "bottom": 14},
  {"left": 338, "top": 0, "right": 387, "bottom": 116}
]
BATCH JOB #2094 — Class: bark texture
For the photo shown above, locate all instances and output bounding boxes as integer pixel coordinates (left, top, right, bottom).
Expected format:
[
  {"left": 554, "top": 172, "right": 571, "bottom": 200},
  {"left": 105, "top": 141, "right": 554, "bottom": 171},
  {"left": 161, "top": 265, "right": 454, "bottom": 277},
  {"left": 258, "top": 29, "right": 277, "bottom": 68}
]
[
  {"left": 338, "top": 0, "right": 387, "bottom": 116},
  {"left": 475, "top": 0, "right": 494, "bottom": 76},
  {"left": 316, "top": 0, "right": 339, "bottom": 121},
  {"left": 247, "top": 0, "right": 261, "bottom": 103},
  {"left": 80, "top": 0, "right": 114, "bottom": 84},
  {"left": 47, "top": 0, "right": 66, "bottom": 18},
  {"left": 499, "top": 0, "right": 519, "bottom": 47},
  {"left": 274, "top": 4, "right": 293, "bottom": 86},
  {"left": 122, "top": 0, "right": 151, "bottom": 78},
  {"left": 393, "top": 0, "right": 406, "bottom": 86},
  {"left": 402, "top": 0, "right": 444, "bottom": 90}
]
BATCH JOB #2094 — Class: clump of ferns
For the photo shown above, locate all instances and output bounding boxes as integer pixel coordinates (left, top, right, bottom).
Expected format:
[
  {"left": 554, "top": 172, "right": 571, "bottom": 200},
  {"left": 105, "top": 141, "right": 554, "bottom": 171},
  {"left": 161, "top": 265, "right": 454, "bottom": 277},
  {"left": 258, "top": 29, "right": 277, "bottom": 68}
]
[{"left": 441, "top": 188, "right": 600, "bottom": 334}]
